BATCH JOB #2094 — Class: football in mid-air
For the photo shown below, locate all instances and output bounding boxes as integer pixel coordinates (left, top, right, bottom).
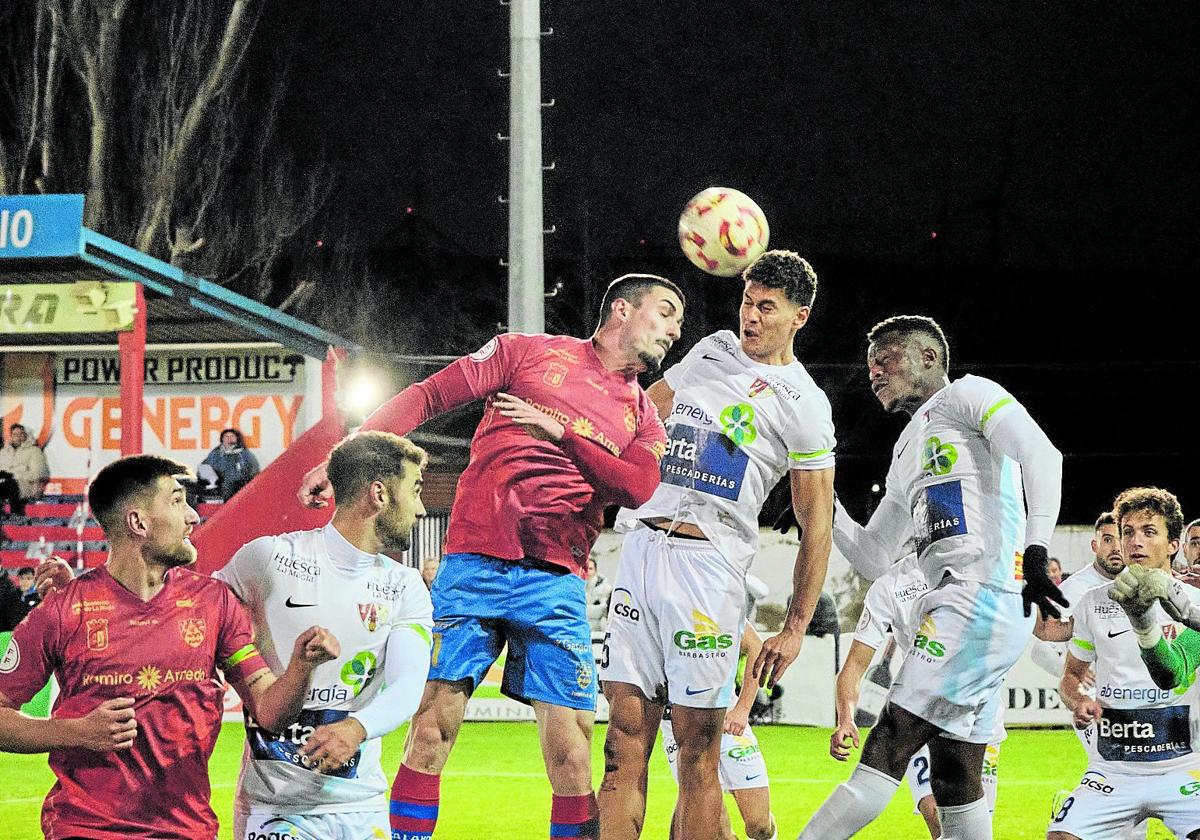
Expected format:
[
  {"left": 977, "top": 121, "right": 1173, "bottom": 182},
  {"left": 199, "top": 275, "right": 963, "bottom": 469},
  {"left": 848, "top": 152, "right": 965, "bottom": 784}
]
[{"left": 677, "top": 187, "right": 770, "bottom": 277}]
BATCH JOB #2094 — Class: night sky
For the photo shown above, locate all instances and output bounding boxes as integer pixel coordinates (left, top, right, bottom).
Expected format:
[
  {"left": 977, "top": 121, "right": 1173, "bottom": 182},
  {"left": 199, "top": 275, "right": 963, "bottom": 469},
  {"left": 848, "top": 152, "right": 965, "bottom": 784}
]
[{"left": 262, "top": 2, "right": 1199, "bottom": 525}]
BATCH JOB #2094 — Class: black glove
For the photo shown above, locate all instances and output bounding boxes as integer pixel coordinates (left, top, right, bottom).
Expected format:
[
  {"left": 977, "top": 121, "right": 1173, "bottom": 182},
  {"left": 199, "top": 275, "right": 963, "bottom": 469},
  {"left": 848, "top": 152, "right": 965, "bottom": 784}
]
[
  {"left": 1021, "top": 544, "right": 1069, "bottom": 619},
  {"left": 772, "top": 505, "right": 798, "bottom": 536}
]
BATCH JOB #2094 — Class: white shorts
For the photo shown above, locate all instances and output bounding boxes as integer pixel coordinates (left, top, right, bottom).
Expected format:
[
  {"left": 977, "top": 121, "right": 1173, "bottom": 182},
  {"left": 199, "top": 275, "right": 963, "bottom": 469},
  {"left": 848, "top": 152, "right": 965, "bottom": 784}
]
[
  {"left": 904, "top": 741, "right": 1001, "bottom": 813},
  {"left": 661, "top": 718, "right": 769, "bottom": 791},
  {"left": 600, "top": 525, "right": 745, "bottom": 709},
  {"left": 889, "top": 578, "right": 1032, "bottom": 742},
  {"left": 1048, "top": 763, "right": 1200, "bottom": 839},
  {"left": 235, "top": 808, "right": 388, "bottom": 840}
]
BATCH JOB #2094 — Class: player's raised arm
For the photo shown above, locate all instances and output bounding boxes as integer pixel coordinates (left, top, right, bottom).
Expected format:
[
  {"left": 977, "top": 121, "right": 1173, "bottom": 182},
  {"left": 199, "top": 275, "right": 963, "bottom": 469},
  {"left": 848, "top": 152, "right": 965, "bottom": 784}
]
[
  {"left": 230, "top": 625, "right": 340, "bottom": 734},
  {"left": 831, "top": 477, "right": 912, "bottom": 581}
]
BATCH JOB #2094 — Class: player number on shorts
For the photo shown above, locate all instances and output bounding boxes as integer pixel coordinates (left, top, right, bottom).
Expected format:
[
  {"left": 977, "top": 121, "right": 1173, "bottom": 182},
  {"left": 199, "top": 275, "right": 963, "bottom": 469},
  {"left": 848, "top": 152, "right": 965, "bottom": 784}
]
[
  {"left": 1052, "top": 796, "right": 1074, "bottom": 823},
  {"left": 912, "top": 754, "right": 931, "bottom": 786},
  {"left": 600, "top": 632, "right": 611, "bottom": 670},
  {"left": 0, "top": 209, "right": 34, "bottom": 250}
]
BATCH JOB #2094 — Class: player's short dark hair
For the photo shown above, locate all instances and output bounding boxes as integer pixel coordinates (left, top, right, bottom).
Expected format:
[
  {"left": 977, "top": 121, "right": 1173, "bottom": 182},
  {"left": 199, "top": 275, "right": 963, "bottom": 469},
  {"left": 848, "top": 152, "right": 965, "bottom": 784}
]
[
  {"left": 1113, "top": 486, "right": 1185, "bottom": 543},
  {"left": 89, "top": 455, "right": 193, "bottom": 535},
  {"left": 8, "top": 423, "right": 26, "bottom": 433},
  {"left": 327, "top": 431, "right": 428, "bottom": 506},
  {"left": 596, "top": 274, "right": 686, "bottom": 328},
  {"left": 1094, "top": 510, "right": 1116, "bottom": 531},
  {"left": 1185, "top": 518, "right": 1200, "bottom": 536},
  {"left": 17, "top": 566, "right": 34, "bottom": 576},
  {"left": 867, "top": 315, "right": 952, "bottom": 374},
  {"left": 742, "top": 250, "right": 818, "bottom": 308}
]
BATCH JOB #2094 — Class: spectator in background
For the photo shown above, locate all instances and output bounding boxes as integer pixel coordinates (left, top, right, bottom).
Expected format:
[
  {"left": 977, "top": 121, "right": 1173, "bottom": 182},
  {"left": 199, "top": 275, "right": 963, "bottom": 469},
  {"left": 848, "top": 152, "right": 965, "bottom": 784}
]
[
  {"left": 1047, "top": 556, "right": 1063, "bottom": 586},
  {"left": 585, "top": 557, "right": 612, "bottom": 635},
  {"left": 0, "top": 424, "right": 50, "bottom": 516},
  {"left": 16, "top": 567, "right": 39, "bottom": 609},
  {"left": 199, "top": 428, "right": 260, "bottom": 502},
  {"left": 1177, "top": 518, "right": 1200, "bottom": 575},
  {"left": 421, "top": 556, "right": 441, "bottom": 590}
]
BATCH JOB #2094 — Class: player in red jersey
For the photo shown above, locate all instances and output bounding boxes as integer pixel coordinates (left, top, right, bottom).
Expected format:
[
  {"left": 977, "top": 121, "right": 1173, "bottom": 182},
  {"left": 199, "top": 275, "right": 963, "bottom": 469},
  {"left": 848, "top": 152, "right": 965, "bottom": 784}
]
[
  {"left": 0, "top": 455, "right": 338, "bottom": 840},
  {"left": 298, "top": 274, "right": 684, "bottom": 840}
]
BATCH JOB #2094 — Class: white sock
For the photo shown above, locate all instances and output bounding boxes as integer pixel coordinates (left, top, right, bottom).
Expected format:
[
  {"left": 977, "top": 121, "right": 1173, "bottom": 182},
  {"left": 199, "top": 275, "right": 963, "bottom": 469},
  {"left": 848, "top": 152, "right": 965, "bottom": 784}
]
[
  {"left": 938, "top": 797, "right": 991, "bottom": 840},
  {"left": 766, "top": 813, "right": 778, "bottom": 840},
  {"left": 797, "top": 764, "right": 899, "bottom": 839}
]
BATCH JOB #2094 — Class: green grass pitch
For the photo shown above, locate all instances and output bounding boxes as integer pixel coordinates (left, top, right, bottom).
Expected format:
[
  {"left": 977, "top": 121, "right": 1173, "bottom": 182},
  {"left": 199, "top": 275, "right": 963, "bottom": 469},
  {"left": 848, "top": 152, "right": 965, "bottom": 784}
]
[{"left": 0, "top": 723, "right": 1178, "bottom": 838}]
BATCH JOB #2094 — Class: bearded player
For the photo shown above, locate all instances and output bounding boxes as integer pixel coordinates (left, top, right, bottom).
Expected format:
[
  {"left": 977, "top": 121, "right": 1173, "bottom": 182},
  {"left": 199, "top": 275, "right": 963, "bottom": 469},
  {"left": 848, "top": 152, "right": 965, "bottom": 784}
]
[{"left": 299, "top": 275, "right": 684, "bottom": 840}]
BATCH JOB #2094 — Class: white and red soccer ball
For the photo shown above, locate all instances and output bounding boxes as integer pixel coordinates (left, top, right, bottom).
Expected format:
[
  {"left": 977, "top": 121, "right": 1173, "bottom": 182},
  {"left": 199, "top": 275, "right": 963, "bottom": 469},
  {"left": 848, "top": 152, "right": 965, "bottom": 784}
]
[{"left": 677, "top": 187, "right": 770, "bottom": 277}]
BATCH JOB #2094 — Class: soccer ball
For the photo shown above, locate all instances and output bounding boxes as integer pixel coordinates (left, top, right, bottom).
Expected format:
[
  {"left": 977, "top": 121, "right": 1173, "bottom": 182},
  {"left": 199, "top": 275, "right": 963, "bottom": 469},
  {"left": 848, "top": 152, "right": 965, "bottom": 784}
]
[{"left": 677, "top": 187, "right": 770, "bottom": 277}]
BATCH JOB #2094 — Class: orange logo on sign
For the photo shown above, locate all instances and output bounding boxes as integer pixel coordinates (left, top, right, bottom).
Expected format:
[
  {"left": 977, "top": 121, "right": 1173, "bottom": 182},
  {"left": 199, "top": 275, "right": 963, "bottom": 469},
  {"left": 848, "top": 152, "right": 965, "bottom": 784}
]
[
  {"left": 179, "top": 618, "right": 206, "bottom": 648},
  {"left": 86, "top": 618, "right": 109, "bottom": 651}
]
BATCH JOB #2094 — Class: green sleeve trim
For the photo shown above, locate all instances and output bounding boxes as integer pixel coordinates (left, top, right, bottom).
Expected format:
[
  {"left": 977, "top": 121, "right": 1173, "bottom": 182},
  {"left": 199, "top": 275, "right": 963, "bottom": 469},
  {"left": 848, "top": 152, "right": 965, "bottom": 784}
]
[
  {"left": 789, "top": 448, "right": 832, "bottom": 461},
  {"left": 978, "top": 397, "right": 1015, "bottom": 430},
  {"left": 1071, "top": 637, "right": 1094, "bottom": 651},
  {"left": 224, "top": 644, "right": 259, "bottom": 669},
  {"left": 406, "top": 624, "right": 433, "bottom": 648}
]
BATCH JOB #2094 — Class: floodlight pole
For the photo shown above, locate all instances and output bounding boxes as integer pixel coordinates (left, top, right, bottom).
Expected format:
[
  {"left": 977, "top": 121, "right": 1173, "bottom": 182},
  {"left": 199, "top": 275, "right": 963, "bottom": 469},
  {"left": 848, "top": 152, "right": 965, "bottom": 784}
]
[{"left": 506, "top": 0, "right": 545, "bottom": 333}]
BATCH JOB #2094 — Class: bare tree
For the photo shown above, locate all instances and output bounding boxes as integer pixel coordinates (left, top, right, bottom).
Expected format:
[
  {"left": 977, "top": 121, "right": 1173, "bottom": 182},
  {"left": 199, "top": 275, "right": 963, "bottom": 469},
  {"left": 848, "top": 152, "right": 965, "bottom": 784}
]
[{"left": 0, "top": 0, "right": 326, "bottom": 299}]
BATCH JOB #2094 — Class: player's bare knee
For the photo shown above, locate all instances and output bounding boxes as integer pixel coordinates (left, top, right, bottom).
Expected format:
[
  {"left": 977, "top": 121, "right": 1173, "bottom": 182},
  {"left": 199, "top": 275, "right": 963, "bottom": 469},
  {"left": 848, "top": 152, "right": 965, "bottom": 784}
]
[
  {"left": 1046, "top": 832, "right": 1080, "bottom": 840},
  {"left": 743, "top": 814, "right": 774, "bottom": 840}
]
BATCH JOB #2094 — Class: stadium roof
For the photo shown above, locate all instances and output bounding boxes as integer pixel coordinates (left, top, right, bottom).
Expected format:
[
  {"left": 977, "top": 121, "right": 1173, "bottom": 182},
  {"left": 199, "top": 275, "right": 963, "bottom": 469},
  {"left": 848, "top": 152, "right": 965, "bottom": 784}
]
[{"left": 0, "top": 195, "right": 359, "bottom": 358}]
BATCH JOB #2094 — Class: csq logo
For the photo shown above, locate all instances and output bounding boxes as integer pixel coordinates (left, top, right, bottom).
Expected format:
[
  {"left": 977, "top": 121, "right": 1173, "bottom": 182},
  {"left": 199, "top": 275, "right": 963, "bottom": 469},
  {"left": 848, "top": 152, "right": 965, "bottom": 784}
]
[{"left": 612, "top": 589, "right": 641, "bottom": 622}]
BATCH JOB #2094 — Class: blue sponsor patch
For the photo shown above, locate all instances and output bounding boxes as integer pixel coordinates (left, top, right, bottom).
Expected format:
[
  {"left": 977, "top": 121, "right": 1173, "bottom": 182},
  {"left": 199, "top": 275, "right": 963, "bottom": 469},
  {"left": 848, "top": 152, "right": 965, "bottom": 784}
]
[
  {"left": 913, "top": 481, "right": 968, "bottom": 555},
  {"left": 247, "top": 708, "right": 361, "bottom": 778},
  {"left": 1096, "top": 705, "right": 1192, "bottom": 763},
  {"left": 660, "top": 425, "right": 749, "bottom": 501}
]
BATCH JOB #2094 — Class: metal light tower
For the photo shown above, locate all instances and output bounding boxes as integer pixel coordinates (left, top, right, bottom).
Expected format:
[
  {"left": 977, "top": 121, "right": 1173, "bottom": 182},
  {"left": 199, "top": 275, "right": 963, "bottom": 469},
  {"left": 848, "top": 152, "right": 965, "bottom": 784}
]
[{"left": 505, "top": 0, "right": 545, "bottom": 333}]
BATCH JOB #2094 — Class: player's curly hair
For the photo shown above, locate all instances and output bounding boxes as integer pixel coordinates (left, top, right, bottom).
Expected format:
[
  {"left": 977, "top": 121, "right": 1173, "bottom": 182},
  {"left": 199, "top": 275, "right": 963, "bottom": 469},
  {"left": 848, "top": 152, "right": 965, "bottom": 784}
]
[
  {"left": 1113, "top": 486, "right": 1184, "bottom": 542},
  {"left": 742, "top": 250, "right": 818, "bottom": 308},
  {"left": 327, "top": 431, "right": 428, "bottom": 505},
  {"left": 867, "top": 315, "right": 952, "bottom": 374},
  {"left": 89, "top": 455, "right": 193, "bottom": 534}
]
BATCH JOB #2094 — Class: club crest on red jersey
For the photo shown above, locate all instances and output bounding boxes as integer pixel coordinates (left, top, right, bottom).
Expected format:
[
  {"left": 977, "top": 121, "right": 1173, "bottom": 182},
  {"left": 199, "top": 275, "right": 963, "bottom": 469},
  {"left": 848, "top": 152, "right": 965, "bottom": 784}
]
[
  {"left": 179, "top": 618, "right": 206, "bottom": 648},
  {"left": 543, "top": 362, "right": 568, "bottom": 387},
  {"left": 86, "top": 618, "right": 109, "bottom": 651},
  {"left": 359, "top": 603, "right": 380, "bottom": 632}
]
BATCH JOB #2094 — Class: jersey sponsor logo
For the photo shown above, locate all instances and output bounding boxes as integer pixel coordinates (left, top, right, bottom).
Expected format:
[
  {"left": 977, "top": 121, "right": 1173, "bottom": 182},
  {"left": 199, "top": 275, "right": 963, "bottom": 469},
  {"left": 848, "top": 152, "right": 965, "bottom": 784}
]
[
  {"left": 284, "top": 596, "right": 316, "bottom": 608},
  {"left": 894, "top": 581, "right": 928, "bottom": 603},
  {"left": 136, "top": 665, "right": 163, "bottom": 691},
  {"left": 248, "top": 816, "right": 305, "bottom": 840},
  {"left": 673, "top": 610, "right": 734, "bottom": 658},
  {"left": 701, "top": 353, "right": 726, "bottom": 363},
  {"left": 719, "top": 403, "right": 758, "bottom": 447},
  {"left": 274, "top": 553, "right": 320, "bottom": 582},
  {"left": 727, "top": 742, "right": 762, "bottom": 761},
  {"left": 983, "top": 744, "right": 1000, "bottom": 777},
  {"left": 86, "top": 618, "right": 110, "bottom": 651},
  {"left": 340, "top": 650, "right": 378, "bottom": 697},
  {"left": 306, "top": 684, "right": 352, "bottom": 704},
  {"left": 1092, "top": 602, "right": 1123, "bottom": 616},
  {"left": 747, "top": 378, "right": 775, "bottom": 399},
  {"left": 0, "top": 638, "right": 19, "bottom": 673},
  {"left": 358, "top": 602, "right": 380, "bottom": 632},
  {"left": 1097, "top": 684, "right": 1173, "bottom": 703},
  {"left": 543, "top": 361, "right": 569, "bottom": 387},
  {"left": 179, "top": 617, "right": 206, "bottom": 648},
  {"left": 612, "top": 588, "right": 640, "bottom": 622},
  {"left": 1095, "top": 705, "right": 1192, "bottom": 762},
  {"left": 660, "top": 425, "right": 750, "bottom": 502},
  {"left": 912, "top": 481, "right": 968, "bottom": 556},
  {"left": 175, "top": 598, "right": 196, "bottom": 608},
  {"left": 469, "top": 337, "right": 499, "bottom": 362},
  {"left": 671, "top": 402, "right": 714, "bottom": 426},
  {"left": 1079, "top": 770, "right": 1114, "bottom": 793},
  {"left": 685, "top": 685, "right": 712, "bottom": 695},
  {"left": 912, "top": 613, "right": 947, "bottom": 659},
  {"left": 366, "top": 580, "right": 405, "bottom": 601},
  {"left": 1179, "top": 769, "right": 1200, "bottom": 797},
  {"left": 1106, "top": 628, "right": 1132, "bottom": 638},
  {"left": 921, "top": 436, "right": 958, "bottom": 477},
  {"left": 70, "top": 599, "right": 114, "bottom": 615},
  {"left": 246, "top": 708, "right": 362, "bottom": 779},
  {"left": 81, "top": 665, "right": 207, "bottom": 689},
  {"left": 546, "top": 347, "right": 581, "bottom": 365},
  {"left": 576, "top": 661, "right": 593, "bottom": 690}
]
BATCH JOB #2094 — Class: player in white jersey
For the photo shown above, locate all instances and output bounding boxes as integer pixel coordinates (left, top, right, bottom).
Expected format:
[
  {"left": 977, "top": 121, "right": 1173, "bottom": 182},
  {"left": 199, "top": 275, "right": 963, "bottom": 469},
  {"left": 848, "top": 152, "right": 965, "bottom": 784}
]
[
  {"left": 216, "top": 432, "right": 435, "bottom": 840},
  {"left": 800, "top": 315, "right": 1065, "bottom": 840},
  {"left": 833, "top": 554, "right": 1002, "bottom": 838},
  {"left": 660, "top": 623, "right": 777, "bottom": 840},
  {"left": 1050, "top": 487, "right": 1200, "bottom": 840},
  {"left": 598, "top": 251, "right": 836, "bottom": 839}
]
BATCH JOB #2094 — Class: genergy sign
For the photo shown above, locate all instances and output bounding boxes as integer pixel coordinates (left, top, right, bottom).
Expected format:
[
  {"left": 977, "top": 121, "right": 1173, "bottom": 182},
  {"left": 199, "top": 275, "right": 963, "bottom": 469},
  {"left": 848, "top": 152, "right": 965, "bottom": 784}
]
[{"left": 1, "top": 347, "right": 313, "bottom": 479}]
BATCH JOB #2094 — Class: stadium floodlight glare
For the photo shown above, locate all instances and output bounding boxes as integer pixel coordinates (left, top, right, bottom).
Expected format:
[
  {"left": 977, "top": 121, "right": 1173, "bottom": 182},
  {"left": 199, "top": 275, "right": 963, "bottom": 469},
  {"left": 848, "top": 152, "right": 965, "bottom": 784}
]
[{"left": 344, "top": 369, "right": 385, "bottom": 416}]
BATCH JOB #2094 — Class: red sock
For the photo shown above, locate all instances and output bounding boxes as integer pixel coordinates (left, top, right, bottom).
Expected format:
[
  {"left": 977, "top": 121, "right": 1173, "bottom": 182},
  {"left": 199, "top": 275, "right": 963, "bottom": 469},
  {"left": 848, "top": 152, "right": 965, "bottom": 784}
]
[
  {"left": 390, "top": 764, "right": 440, "bottom": 840},
  {"left": 550, "top": 791, "right": 599, "bottom": 838}
]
